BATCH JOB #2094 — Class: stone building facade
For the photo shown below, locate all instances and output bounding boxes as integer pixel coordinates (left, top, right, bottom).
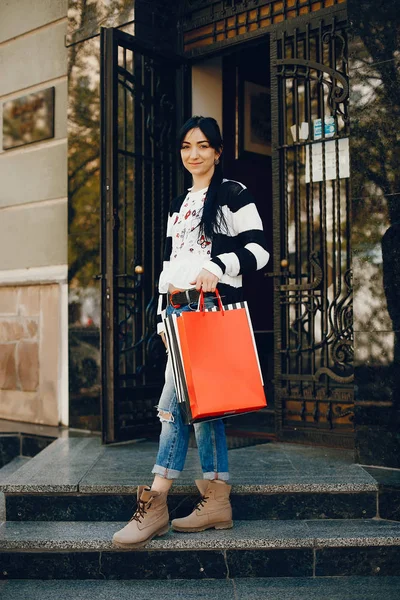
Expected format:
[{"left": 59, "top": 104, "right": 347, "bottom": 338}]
[
  {"left": 0, "top": 0, "right": 68, "bottom": 426},
  {"left": 0, "top": 0, "right": 399, "bottom": 471}
]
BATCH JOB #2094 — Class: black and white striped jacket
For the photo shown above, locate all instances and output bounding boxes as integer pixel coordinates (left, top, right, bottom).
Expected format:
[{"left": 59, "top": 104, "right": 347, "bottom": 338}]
[{"left": 157, "top": 179, "right": 270, "bottom": 333}]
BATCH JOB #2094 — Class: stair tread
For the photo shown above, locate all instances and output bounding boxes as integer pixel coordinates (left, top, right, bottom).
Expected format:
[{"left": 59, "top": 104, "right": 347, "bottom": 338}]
[
  {"left": 0, "top": 458, "right": 30, "bottom": 483},
  {"left": 0, "top": 519, "right": 399, "bottom": 551},
  {"left": 0, "top": 438, "right": 378, "bottom": 494},
  {"left": 0, "top": 577, "right": 399, "bottom": 599}
]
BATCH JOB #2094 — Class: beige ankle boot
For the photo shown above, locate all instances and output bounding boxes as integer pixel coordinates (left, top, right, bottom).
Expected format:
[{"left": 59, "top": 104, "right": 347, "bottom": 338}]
[
  {"left": 171, "top": 480, "right": 233, "bottom": 533},
  {"left": 112, "top": 486, "right": 169, "bottom": 549}
]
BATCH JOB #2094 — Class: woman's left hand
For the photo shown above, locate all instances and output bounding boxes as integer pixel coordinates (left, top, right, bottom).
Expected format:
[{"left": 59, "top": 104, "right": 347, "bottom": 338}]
[{"left": 190, "top": 269, "right": 219, "bottom": 292}]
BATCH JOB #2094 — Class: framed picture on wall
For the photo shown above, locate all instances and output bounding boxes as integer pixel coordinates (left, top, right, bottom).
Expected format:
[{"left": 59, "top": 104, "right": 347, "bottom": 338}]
[{"left": 239, "top": 81, "right": 271, "bottom": 157}]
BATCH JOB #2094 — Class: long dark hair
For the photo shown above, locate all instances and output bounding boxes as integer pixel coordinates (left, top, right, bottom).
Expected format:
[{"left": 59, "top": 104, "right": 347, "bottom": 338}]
[{"left": 178, "top": 116, "right": 226, "bottom": 241}]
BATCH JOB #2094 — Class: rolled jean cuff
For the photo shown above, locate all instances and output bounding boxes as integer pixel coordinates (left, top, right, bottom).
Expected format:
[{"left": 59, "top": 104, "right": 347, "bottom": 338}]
[
  {"left": 203, "top": 471, "right": 230, "bottom": 481},
  {"left": 152, "top": 464, "right": 181, "bottom": 480}
]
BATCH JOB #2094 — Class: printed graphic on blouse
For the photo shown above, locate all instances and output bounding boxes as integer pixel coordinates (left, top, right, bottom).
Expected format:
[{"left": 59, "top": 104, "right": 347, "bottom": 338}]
[{"left": 171, "top": 191, "right": 210, "bottom": 259}]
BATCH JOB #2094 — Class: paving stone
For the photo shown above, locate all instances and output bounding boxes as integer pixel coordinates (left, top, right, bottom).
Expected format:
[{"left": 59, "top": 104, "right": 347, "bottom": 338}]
[
  {"left": 1, "top": 519, "right": 400, "bottom": 552},
  {"left": 0, "top": 457, "right": 30, "bottom": 483},
  {"left": 305, "top": 519, "right": 400, "bottom": 546},
  {"left": 0, "top": 519, "right": 399, "bottom": 580},
  {"left": 0, "top": 579, "right": 235, "bottom": 599},
  {"left": 78, "top": 443, "right": 202, "bottom": 493},
  {"left": 0, "top": 438, "right": 104, "bottom": 492},
  {"left": 233, "top": 576, "right": 400, "bottom": 599},
  {"left": 77, "top": 440, "right": 378, "bottom": 493},
  {"left": 0, "top": 439, "right": 380, "bottom": 493},
  {"left": 0, "top": 519, "right": 313, "bottom": 551},
  {"left": 2, "top": 577, "right": 398, "bottom": 599}
]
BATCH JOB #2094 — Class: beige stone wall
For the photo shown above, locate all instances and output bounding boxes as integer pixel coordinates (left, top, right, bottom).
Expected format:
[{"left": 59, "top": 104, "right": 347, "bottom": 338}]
[
  {"left": 192, "top": 57, "right": 223, "bottom": 132},
  {"left": 0, "top": 1, "right": 68, "bottom": 425},
  {"left": 0, "top": 284, "right": 60, "bottom": 426}
]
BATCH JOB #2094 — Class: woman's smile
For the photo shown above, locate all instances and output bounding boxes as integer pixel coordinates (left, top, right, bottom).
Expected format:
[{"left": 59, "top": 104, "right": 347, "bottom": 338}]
[{"left": 180, "top": 127, "right": 220, "bottom": 180}]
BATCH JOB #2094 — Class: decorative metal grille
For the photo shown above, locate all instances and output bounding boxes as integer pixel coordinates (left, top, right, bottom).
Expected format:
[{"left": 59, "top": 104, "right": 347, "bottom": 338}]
[
  {"left": 270, "top": 8, "right": 353, "bottom": 445},
  {"left": 181, "top": 0, "right": 346, "bottom": 56},
  {"left": 100, "top": 28, "right": 180, "bottom": 443}
]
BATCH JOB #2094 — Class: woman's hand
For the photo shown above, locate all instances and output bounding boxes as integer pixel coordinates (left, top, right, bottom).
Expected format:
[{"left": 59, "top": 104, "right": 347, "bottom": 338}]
[{"left": 190, "top": 268, "right": 219, "bottom": 293}]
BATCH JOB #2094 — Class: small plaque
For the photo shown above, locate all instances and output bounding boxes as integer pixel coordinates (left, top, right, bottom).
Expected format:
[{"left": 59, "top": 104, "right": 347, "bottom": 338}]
[{"left": 3, "top": 87, "right": 55, "bottom": 150}]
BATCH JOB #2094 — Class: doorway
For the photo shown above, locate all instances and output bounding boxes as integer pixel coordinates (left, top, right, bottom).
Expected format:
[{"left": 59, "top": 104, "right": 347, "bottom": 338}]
[
  {"left": 191, "top": 40, "right": 275, "bottom": 439},
  {"left": 99, "top": 6, "right": 353, "bottom": 447},
  {"left": 222, "top": 41, "right": 275, "bottom": 438}
]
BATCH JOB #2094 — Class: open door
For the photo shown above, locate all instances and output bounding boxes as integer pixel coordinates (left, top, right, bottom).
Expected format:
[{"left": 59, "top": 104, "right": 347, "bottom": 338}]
[{"left": 100, "top": 27, "right": 187, "bottom": 443}]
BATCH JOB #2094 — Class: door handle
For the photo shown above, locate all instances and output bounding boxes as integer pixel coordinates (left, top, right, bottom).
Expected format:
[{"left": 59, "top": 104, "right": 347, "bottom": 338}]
[
  {"left": 264, "top": 259, "right": 291, "bottom": 278},
  {"left": 115, "top": 265, "right": 144, "bottom": 280}
]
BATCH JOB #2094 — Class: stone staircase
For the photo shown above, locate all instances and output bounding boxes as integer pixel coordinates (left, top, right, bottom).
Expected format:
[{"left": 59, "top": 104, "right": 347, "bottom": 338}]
[{"left": 0, "top": 437, "right": 399, "bottom": 598}]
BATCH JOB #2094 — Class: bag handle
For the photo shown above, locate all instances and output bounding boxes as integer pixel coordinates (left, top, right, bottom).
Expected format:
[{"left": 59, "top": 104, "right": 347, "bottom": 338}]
[{"left": 198, "top": 288, "right": 224, "bottom": 314}]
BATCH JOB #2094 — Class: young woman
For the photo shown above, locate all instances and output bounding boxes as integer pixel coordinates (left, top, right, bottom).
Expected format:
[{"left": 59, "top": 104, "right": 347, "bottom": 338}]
[{"left": 113, "top": 116, "right": 269, "bottom": 549}]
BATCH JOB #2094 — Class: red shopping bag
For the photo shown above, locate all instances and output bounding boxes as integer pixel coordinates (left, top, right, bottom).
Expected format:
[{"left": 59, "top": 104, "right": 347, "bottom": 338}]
[{"left": 168, "top": 289, "right": 266, "bottom": 424}]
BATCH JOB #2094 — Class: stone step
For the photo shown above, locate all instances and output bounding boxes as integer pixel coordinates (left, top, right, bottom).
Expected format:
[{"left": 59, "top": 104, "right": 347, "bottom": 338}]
[
  {"left": 0, "top": 458, "right": 31, "bottom": 521},
  {"left": 4, "top": 487, "right": 378, "bottom": 522},
  {"left": 0, "top": 457, "right": 30, "bottom": 483},
  {"left": 0, "top": 437, "right": 384, "bottom": 521},
  {"left": 1, "top": 577, "right": 400, "bottom": 599},
  {"left": 0, "top": 519, "right": 399, "bottom": 579}
]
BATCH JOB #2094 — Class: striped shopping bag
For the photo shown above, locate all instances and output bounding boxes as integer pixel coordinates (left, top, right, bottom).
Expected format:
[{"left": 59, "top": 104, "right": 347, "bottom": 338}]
[{"left": 164, "top": 290, "right": 266, "bottom": 424}]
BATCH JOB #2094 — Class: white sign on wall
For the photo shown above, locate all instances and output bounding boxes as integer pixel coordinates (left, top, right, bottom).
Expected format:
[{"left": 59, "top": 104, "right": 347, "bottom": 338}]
[{"left": 305, "top": 138, "right": 350, "bottom": 183}]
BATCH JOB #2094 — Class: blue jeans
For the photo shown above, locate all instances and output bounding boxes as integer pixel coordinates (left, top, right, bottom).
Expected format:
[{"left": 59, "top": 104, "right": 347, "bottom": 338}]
[{"left": 152, "top": 300, "right": 229, "bottom": 481}]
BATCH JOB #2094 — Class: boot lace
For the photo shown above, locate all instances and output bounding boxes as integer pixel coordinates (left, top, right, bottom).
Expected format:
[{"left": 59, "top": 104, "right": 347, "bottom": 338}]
[
  {"left": 129, "top": 499, "right": 151, "bottom": 524},
  {"left": 195, "top": 494, "right": 209, "bottom": 512}
]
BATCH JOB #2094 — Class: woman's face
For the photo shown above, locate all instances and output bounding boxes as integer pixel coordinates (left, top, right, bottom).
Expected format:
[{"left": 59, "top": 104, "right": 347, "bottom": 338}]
[{"left": 180, "top": 127, "right": 221, "bottom": 179}]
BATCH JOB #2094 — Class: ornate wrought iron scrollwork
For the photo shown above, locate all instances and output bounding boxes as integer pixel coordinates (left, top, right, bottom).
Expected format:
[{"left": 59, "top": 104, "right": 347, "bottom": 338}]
[
  {"left": 327, "top": 267, "right": 353, "bottom": 376},
  {"left": 276, "top": 24, "right": 349, "bottom": 122},
  {"left": 276, "top": 59, "right": 349, "bottom": 125},
  {"left": 314, "top": 366, "right": 354, "bottom": 384},
  {"left": 118, "top": 288, "right": 166, "bottom": 382},
  {"left": 282, "top": 267, "right": 354, "bottom": 382},
  {"left": 280, "top": 250, "right": 323, "bottom": 292},
  {"left": 286, "top": 293, "right": 320, "bottom": 353},
  {"left": 276, "top": 58, "right": 348, "bottom": 105}
]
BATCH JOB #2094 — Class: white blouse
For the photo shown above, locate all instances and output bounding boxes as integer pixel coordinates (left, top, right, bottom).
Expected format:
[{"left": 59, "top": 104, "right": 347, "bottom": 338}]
[{"left": 158, "top": 186, "right": 211, "bottom": 293}]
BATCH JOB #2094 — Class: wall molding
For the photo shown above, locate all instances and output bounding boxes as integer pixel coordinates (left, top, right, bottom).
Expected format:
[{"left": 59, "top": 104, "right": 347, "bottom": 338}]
[
  {"left": 0, "top": 264, "right": 68, "bottom": 286},
  {"left": 0, "top": 16, "right": 68, "bottom": 49}
]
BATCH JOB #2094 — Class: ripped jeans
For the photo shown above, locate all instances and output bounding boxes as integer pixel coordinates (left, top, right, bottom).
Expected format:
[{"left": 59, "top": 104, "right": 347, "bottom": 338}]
[{"left": 152, "top": 300, "right": 229, "bottom": 481}]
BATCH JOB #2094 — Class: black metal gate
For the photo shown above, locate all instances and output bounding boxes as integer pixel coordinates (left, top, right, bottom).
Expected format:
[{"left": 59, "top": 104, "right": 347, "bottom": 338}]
[
  {"left": 270, "top": 8, "right": 353, "bottom": 446},
  {"left": 100, "top": 27, "right": 185, "bottom": 443}
]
